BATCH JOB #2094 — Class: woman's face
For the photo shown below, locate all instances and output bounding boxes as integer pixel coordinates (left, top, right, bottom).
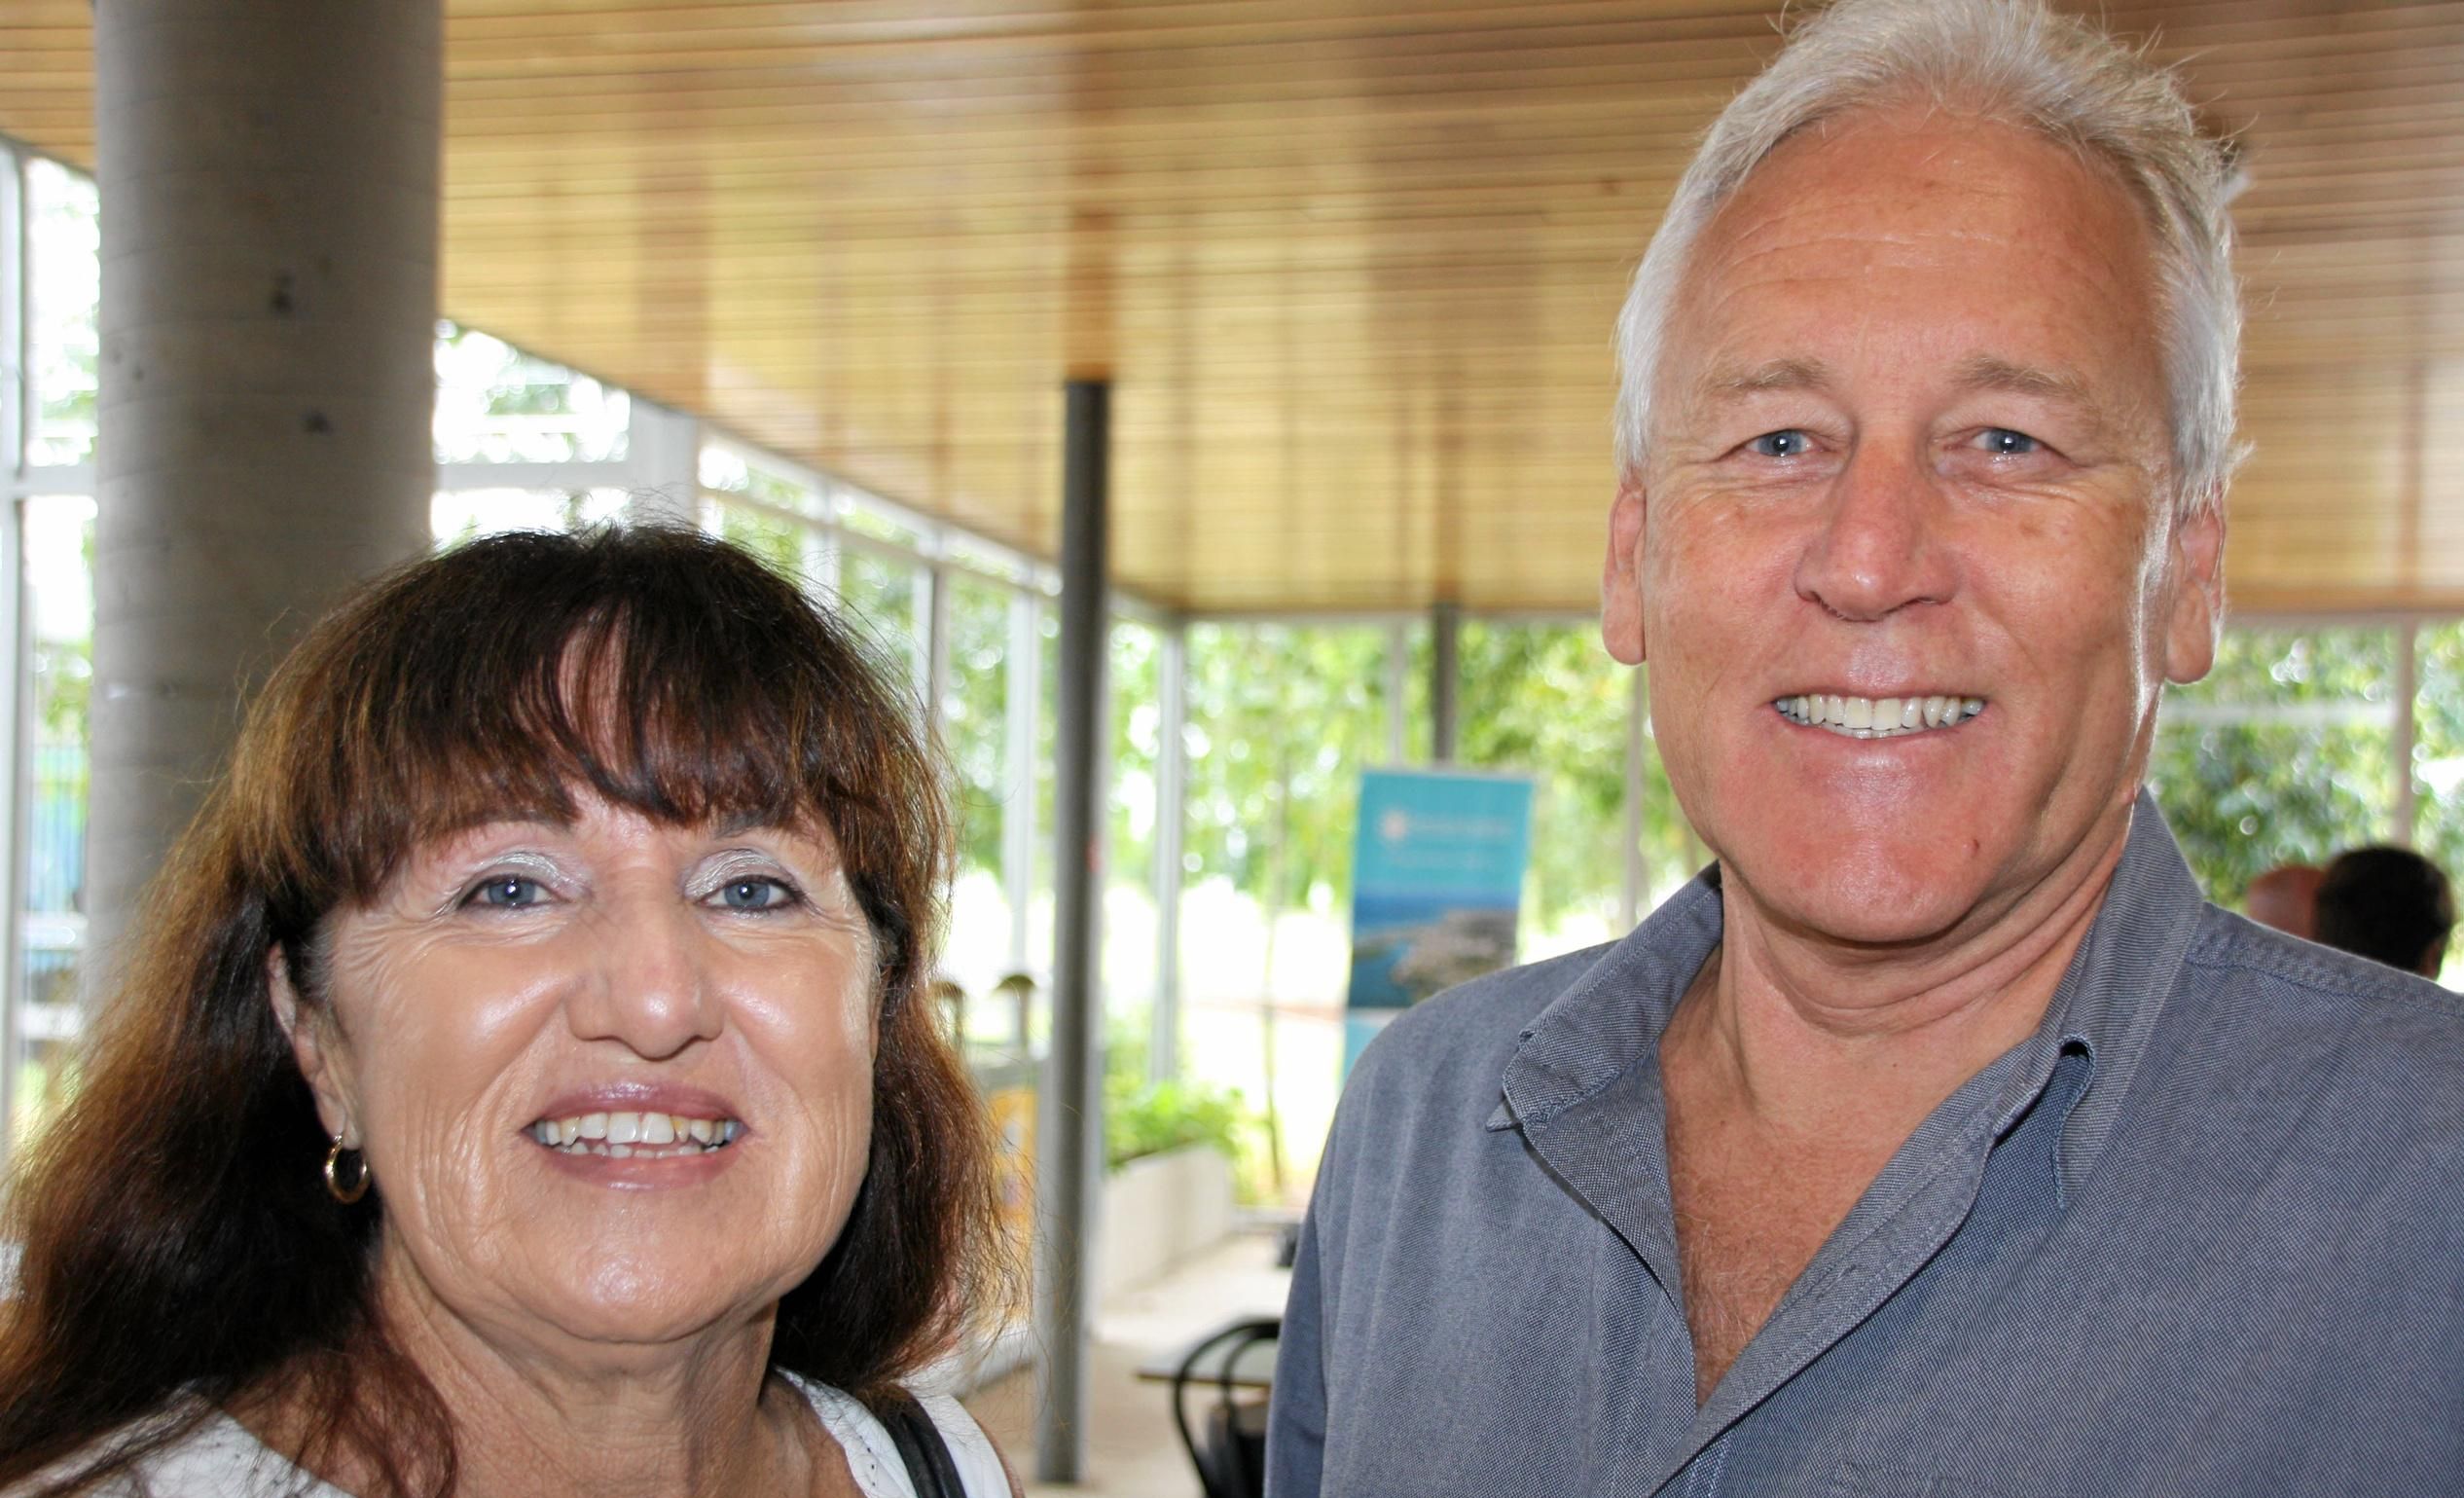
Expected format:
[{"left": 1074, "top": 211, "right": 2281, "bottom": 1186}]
[{"left": 274, "top": 790, "right": 880, "bottom": 1362}]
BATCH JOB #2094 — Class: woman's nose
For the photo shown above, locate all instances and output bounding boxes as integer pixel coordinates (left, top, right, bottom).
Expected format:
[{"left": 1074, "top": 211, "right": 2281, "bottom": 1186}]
[
  {"left": 565, "top": 901, "right": 723, "bottom": 1059},
  {"left": 1792, "top": 446, "right": 1956, "bottom": 622}
]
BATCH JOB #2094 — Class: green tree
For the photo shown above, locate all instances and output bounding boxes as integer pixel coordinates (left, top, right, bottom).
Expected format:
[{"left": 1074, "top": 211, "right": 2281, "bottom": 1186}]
[
  {"left": 2147, "top": 627, "right": 2395, "bottom": 904},
  {"left": 1454, "top": 622, "right": 1698, "bottom": 934}
]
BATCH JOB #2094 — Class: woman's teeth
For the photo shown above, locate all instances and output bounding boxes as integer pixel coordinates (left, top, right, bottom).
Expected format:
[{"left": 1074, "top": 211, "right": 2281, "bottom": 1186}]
[
  {"left": 1777, "top": 693, "right": 1984, "bottom": 738},
  {"left": 528, "top": 1111, "right": 743, "bottom": 1158}
]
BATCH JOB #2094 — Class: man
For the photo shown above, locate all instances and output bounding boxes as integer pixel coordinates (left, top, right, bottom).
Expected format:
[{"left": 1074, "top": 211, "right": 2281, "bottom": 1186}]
[
  {"left": 2244, "top": 860, "right": 2324, "bottom": 939},
  {"left": 1267, "top": 1, "right": 2464, "bottom": 1493},
  {"left": 2314, "top": 845, "right": 2455, "bottom": 979}
]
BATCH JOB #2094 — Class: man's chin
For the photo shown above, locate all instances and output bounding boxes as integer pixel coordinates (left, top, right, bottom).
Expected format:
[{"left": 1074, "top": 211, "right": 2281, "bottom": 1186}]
[{"left": 1724, "top": 848, "right": 1994, "bottom": 953}]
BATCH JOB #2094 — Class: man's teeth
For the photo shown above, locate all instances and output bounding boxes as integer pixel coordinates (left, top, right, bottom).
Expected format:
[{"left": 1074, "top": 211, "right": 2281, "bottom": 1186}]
[
  {"left": 528, "top": 1111, "right": 743, "bottom": 1158},
  {"left": 1776, "top": 693, "right": 1985, "bottom": 738}
]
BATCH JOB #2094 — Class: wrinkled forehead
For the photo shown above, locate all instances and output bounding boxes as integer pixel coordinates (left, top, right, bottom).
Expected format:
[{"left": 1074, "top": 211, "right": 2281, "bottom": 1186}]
[{"left": 1652, "top": 104, "right": 2168, "bottom": 452}]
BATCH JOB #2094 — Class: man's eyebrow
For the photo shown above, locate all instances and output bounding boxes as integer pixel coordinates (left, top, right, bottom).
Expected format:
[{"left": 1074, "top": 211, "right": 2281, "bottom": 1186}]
[
  {"left": 1699, "top": 357, "right": 1833, "bottom": 399},
  {"left": 1950, "top": 354, "right": 2102, "bottom": 412}
]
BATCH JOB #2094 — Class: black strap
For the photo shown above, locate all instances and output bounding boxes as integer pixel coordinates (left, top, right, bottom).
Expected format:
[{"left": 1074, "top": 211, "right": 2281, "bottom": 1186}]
[{"left": 870, "top": 1389, "right": 968, "bottom": 1498}]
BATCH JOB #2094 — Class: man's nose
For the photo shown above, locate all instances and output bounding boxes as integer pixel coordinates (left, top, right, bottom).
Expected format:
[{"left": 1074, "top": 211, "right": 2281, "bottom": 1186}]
[
  {"left": 566, "top": 901, "right": 723, "bottom": 1060},
  {"left": 1792, "top": 444, "right": 1956, "bottom": 623}
]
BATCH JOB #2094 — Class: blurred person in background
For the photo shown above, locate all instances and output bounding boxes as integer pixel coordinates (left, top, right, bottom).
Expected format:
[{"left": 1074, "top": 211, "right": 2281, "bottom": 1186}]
[
  {"left": 2243, "top": 862, "right": 2324, "bottom": 940},
  {"left": 2314, "top": 845, "right": 2454, "bottom": 980},
  {"left": 0, "top": 529, "right": 1018, "bottom": 1498}
]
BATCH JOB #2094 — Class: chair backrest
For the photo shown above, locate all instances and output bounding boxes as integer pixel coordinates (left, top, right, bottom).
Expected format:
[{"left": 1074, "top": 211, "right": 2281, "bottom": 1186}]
[{"left": 1169, "top": 1316, "right": 1281, "bottom": 1498}]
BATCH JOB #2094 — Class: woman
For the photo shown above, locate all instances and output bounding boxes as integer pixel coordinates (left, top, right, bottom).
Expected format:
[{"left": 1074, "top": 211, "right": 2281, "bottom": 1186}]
[{"left": 0, "top": 528, "right": 1019, "bottom": 1497}]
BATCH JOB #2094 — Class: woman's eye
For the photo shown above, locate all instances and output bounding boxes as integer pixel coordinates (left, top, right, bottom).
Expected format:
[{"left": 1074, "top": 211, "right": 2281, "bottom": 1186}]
[
  {"left": 1974, "top": 427, "right": 2041, "bottom": 457},
  {"left": 713, "top": 877, "right": 797, "bottom": 912},
  {"left": 465, "top": 875, "right": 544, "bottom": 909},
  {"left": 1747, "top": 429, "right": 1814, "bottom": 458}
]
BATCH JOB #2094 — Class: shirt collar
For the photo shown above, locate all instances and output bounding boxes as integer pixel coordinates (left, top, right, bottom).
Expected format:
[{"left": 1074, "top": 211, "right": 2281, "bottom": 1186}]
[{"left": 1494, "top": 787, "right": 2209, "bottom": 1193}]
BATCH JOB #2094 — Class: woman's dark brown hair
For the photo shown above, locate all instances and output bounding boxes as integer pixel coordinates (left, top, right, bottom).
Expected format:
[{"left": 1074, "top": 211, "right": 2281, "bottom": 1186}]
[{"left": 0, "top": 527, "right": 1005, "bottom": 1496}]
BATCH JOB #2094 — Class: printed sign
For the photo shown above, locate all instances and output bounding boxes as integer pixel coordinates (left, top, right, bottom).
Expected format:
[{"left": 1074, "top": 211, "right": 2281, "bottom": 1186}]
[{"left": 1344, "top": 767, "right": 1535, "bottom": 1072}]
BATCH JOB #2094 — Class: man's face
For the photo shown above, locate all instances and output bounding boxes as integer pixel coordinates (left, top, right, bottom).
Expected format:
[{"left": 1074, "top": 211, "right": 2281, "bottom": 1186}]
[{"left": 1602, "top": 105, "right": 2223, "bottom": 949}]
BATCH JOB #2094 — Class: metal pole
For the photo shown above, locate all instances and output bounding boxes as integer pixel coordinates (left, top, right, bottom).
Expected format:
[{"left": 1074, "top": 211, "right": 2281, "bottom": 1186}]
[
  {"left": 1035, "top": 378, "right": 1108, "bottom": 1483},
  {"left": 1431, "top": 601, "right": 1461, "bottom": 763},
  {"left": 1150, "top": 622, "right": 1188, "bottom": 1082},
  {"left": 89, "top": 0, "right": 442, "bottom": 986}
]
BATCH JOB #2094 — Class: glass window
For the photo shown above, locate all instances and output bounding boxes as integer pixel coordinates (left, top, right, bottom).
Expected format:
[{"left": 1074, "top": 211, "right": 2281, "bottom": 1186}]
[
  {"left": 1454, "top": 621, "right": 1634, "bottom": 960},
  {"left": 836, "top": 549, "right": 925, "bottom": 692},
  {"left": 1104, "top": 620, "right": 1162, "bottom": 1029},
  {"left": 699, "top": 444, "right": 827, "bottom": 520},
  {"left": 840, "top": 494, "right": 925, "bottom": 550},
  {"left": 14, "top": 496, "right": 97, "bottom": 1146},
  {"left": 2404, "top": 622, "right": 2464, "bottom": 890},
  {"left": 432, "top": 323, "right": 630, "bottom": 465},
  {"left": 431, "top": 489, "right": 630, "bottom": 544},
  {"left": 2150, "top": 626, "right": 2398, "bottom": 907},
  {"left": 700, "top": 498, "right": 812, "bottom": 583},
  {"left": 942, "top": 575, "right": 1018, "bottom": 1013},
  {"left": 1178, "top": 622, "right": 1396, "bottom": 1205},
  {"left": 25, "top": 159, "right": 100, "bottom": 469}
]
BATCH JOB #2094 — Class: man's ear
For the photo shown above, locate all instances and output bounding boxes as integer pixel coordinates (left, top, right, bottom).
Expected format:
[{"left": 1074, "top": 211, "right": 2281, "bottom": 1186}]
[
  {"left": 1602, "top": 474, "right": 1649, "bottom": 666},
  {"left": 269, "top": 945, "right": 354, "bottom": 1143},
  {"left": 2161, "top": 495, "right": 2227, "bottom": 685}
]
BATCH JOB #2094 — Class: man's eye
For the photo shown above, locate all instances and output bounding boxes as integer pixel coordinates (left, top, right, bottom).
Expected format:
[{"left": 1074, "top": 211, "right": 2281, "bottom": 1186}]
[
  {"left": 1747, "top": 429, "right": 1814, "bottom": 458},
  {"left": 713, "top": 877, "right": 797, "bottom": 912},
  {"left": 1974, "top": 427, "right": 2040, "bottom": 457},
  {"left": 466, "top": 876, "right": 544, "bottom": 909}
]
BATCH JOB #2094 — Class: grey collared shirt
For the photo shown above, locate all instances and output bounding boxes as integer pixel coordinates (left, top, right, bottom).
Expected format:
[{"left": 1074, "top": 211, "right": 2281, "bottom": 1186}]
[{"left": 1268, "top": 793, "right": 2464, "bottom": 1496}]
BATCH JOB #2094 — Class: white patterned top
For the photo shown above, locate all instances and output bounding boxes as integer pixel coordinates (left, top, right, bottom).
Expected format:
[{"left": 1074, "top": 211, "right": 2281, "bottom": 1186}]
[{"left": 64, "top": 1375, "right": 1009, "bottom": 1498}]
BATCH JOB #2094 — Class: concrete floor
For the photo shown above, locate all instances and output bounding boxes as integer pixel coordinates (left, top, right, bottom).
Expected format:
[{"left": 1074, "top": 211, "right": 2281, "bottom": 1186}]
[{"left": 964, "top": 1231, "right": 1291, "bottom": 1497}]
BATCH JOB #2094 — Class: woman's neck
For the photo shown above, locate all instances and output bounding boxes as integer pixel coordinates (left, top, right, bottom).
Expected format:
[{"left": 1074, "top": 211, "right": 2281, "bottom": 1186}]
[{"left": 248, "top": 1265, "right": 854, "bottom": 1498}]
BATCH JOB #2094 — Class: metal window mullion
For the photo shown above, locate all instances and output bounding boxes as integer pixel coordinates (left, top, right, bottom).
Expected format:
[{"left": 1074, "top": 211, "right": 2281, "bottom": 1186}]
[
  {"left": 1003, "top": 587, "right": 1040, "bottom": 977},
  {"left": 622, "top": 401, "right": 698, "bottom": 527},
  {"left": 924, "top": 560, "right": 951, "bottom": 733},
  {"left": 1386, "top": 619, "right": 1407, "bottom": 763},
  {"left": 1149, "top": 622, "right": 1187, "bottom": 1082},
  {"left": 0, "top": 148, "right": 26, "bottom": 1169}
]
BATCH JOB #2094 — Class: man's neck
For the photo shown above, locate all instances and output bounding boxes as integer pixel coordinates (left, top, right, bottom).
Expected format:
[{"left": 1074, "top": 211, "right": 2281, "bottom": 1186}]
[{"left": 1671, "top": 811, "right": 2131, "bottom": 1144}]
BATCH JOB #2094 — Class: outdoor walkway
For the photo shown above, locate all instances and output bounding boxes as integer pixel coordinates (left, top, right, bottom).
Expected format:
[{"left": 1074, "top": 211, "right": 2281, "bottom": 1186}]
[{"left": 965, "top": 1229, "right": 1291, "bottom": 1497}]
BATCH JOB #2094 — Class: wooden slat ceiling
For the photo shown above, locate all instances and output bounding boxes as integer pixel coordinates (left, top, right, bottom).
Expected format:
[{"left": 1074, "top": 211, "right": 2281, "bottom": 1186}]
[{"left": 4, "top": 1, "right": 2462, "bottom": 615}]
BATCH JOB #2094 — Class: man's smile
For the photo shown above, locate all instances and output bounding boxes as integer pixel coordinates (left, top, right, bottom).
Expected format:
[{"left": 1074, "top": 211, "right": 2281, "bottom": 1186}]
[{"left": 1774, "top": 692, "right": 1987, "bottom": 739}]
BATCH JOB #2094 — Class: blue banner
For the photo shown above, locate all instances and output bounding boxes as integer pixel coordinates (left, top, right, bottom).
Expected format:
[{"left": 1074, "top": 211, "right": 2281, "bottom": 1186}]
[{"left": 1344, "top": 768, "right": 1534, "bottom": 1071}]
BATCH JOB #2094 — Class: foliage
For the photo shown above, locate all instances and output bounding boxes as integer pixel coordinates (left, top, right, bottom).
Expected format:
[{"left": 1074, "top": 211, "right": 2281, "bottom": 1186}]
[
  {"left": 1179, "top": 623, "right": 1394, "bottom": 916},
  {"left": 1452, "top": 622, "right": 1700, "bottom": 930},
  {"left": 1105, "top": 1074, "right": 1250, "bottom": 1170},
  {"left": 2147, "top": 627, "right": 2395, "bottom": 905}
]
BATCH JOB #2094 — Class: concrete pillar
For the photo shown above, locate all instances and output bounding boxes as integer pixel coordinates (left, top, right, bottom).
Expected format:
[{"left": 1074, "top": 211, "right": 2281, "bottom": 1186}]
[
  {"left": 89, "top": 0, "right": 441, "bottom": 979},
  {"left": 1431, "top": 601, "right": 1462, "bottom": 763}
]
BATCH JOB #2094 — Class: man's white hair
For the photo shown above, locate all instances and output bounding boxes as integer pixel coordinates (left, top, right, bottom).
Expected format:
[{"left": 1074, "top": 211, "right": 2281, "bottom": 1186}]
[{"left": 1612, "top": 0, "right": 2244, "bottom": 516}]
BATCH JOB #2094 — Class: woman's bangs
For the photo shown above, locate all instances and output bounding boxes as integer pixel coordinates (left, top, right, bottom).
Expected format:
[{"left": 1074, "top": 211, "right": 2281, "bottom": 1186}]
[{"left": 314, "top": 590, "right": 824, "bottom": 903}]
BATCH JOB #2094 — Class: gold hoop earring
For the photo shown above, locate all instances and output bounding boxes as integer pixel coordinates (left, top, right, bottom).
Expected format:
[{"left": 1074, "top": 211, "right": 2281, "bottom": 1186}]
[{"left": 324, "top": 1134, "right": 371, "bottom": 1205}]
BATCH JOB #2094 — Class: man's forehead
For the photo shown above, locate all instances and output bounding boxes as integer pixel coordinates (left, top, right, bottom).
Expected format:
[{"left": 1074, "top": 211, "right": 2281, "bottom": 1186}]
[{"left": 1653, "top": 107, "right": 2164, "bottom": 425}]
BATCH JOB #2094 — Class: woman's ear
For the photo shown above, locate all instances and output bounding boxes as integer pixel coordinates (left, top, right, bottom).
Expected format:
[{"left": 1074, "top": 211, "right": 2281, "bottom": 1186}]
[{"left": 268, "top": 944, "right": 356, "bottom": 1142}]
